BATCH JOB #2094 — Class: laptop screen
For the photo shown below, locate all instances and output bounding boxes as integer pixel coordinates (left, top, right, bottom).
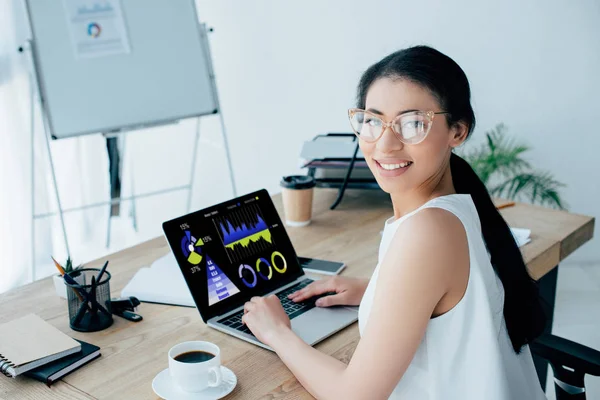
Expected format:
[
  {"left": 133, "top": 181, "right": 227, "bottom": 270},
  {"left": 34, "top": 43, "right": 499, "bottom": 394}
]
[{"left": 162, "top": 189, "right": 304, "bottom": 322}]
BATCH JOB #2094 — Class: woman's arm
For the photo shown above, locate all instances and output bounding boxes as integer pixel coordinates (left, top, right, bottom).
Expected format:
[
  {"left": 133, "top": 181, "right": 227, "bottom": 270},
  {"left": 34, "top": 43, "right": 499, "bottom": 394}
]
[{"left": 244, "top": 208, "right": 468, "bottom": 400}]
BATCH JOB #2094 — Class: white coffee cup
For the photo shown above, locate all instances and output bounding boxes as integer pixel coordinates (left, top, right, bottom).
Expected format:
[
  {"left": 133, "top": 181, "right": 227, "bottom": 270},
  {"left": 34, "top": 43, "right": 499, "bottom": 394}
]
[{"left": 168, "top": 341, "right": 222, "bottom": 393}]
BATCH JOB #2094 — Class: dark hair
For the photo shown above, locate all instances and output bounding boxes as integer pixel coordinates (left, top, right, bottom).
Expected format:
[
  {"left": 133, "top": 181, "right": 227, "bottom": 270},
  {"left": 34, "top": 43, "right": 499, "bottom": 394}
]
[{"left": 356, "top": 45, "right": 546, "bottom": 353}]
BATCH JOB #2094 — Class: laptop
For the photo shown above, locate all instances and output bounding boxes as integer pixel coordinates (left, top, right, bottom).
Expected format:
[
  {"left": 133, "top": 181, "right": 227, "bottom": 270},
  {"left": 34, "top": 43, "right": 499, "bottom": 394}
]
[{"left": 162, "top": 189, "right": 358, "bottom": 351}]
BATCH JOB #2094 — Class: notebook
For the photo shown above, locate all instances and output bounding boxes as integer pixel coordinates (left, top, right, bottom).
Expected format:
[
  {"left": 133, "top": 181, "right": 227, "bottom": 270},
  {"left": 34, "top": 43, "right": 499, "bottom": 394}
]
[
  {"left": 25, "top": 339, "right": 100, "bottom": 386},
  {"left": 121, "top": 253, "right": 195, "bottom": 307},
  {"left": 0, "top": 314, "right": 81, "bottom": 378}
]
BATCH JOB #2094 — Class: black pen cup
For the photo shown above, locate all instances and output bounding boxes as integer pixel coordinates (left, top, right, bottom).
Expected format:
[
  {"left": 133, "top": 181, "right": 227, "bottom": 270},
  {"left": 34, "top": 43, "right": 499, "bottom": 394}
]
[{"left": 65, "top": 268, "right": 113, "bottom": 332}]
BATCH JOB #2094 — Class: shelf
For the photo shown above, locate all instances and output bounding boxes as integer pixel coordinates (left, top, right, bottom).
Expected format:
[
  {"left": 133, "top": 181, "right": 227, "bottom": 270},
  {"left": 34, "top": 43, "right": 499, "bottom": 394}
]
[{"left": 315, "top": 179, "right": 380, "bottom": 190}]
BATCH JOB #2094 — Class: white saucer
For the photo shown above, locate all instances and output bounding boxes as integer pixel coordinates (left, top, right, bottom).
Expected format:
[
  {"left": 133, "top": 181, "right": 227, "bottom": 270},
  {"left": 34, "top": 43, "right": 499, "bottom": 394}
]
[{"left": 152, "top": 366, "right": 237, "bottom": 399}]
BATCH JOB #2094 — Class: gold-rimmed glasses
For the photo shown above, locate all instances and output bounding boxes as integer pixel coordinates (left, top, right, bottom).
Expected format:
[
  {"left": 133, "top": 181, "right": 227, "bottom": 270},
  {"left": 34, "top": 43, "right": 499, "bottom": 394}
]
[{"left": 347, "top": 108, "right": 450, "bottom": 145}]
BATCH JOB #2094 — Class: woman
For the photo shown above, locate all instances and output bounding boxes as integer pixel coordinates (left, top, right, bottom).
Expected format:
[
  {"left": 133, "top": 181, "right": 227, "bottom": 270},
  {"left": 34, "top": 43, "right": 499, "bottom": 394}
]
[{"left": 242, "top": 45, "right": 547, "bottom": 399}]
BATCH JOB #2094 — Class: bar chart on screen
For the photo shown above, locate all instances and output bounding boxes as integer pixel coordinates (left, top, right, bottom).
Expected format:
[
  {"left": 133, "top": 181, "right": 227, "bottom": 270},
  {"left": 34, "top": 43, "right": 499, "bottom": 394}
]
[
  {"left": 213, "top": 203, "right": 275, "bottom": 263},
  {"left": 206, "top": 254, "right": 240, "bottom": 306}
]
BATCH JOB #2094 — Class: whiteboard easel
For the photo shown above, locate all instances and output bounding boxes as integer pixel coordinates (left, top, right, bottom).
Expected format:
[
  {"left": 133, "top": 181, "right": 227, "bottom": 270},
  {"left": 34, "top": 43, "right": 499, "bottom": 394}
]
[{"left": 20, "top": 19, "right": 237, "bottom": 280}]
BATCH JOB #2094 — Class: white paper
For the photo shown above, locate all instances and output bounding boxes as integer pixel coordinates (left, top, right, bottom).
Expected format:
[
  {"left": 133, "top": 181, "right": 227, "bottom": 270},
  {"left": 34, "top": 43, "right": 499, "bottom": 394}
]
[
  {"left": 63, "top": 0, "right": 131, "bottom": 59},
  {"left": 510, "top": 227, "right": 531, "bottom": 248},
  {"left": 121, "top": 253, "right": 196, "bottom": 307}
]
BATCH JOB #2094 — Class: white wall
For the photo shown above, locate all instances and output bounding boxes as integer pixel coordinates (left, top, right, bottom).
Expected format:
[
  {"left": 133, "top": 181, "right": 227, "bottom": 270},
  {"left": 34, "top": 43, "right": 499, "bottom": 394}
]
[
  {"left": 193, "top": 0, "right": 600, "bottom": 262},
  {"left": 4, "top": 0, "right": 599, "bottom": 289}
]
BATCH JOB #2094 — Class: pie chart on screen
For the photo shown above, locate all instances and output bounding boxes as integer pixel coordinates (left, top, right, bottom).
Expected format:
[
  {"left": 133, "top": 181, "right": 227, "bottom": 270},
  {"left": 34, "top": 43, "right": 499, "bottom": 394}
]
[{"left": 181, "top": 230, "right": 203, "bottom": 265}]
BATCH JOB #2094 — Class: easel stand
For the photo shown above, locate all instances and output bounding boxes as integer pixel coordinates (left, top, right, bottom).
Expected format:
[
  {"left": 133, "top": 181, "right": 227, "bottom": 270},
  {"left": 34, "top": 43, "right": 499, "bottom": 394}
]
[{"left": 21, "top": 24, "right": 237, "bottom": 281}]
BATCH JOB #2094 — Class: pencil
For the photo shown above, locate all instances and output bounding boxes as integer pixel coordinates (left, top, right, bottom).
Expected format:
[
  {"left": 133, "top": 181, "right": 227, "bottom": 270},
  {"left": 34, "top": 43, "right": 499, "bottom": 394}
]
[
  {"left": 497, "top": 201, "right": 516, "bottom": 210},
  {"left": 51, "top": 256, "right": 66, "bottom": 276},
  {"left": 62, "top": 274, "right": 85, "bottom": 302}
]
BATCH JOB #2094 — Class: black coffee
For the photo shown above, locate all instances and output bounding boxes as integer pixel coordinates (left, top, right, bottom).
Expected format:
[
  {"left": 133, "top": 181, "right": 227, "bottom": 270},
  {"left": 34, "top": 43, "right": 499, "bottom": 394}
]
[{"left": 174, "top": 350, "right": 215, "bottom": 363}]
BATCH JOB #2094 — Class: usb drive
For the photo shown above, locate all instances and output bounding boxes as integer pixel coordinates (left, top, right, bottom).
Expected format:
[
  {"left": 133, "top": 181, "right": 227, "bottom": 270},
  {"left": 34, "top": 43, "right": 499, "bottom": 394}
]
[{"left": 114, "top": 309, "right": 143, "bottom": 322}]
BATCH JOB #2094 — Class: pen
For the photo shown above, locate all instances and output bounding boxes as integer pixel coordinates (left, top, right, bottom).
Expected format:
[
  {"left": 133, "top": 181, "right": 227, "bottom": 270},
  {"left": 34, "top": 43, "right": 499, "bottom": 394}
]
[
  {"left": 96, "top": 260, "right": 109, "bottom": 283},
  {"left": 72, "top": 276, "right": 99, "bottom": 326},
  {"left": 497, "top": 201, "right": 516, "bottom": 210},
  {"left": 68, "top": 273, "right": 112, "bottom": 322},
  {"left": 90, "top": 276, "right": 98, "bottom": 317},
  {"left": 62, "top": 272, "right": 86, "bottom": 302}
]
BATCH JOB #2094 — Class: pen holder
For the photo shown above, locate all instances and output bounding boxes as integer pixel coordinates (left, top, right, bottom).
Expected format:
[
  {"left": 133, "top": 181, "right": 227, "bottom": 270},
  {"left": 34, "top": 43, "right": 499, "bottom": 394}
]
[{"left": 65, "top": 268, "right": 113, "bottom": 332}]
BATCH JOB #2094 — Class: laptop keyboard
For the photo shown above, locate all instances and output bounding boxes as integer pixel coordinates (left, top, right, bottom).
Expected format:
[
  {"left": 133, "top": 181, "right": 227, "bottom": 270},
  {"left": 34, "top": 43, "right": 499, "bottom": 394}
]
[{"left": 217, "top": 279, "right": 330, "bottom": 336}]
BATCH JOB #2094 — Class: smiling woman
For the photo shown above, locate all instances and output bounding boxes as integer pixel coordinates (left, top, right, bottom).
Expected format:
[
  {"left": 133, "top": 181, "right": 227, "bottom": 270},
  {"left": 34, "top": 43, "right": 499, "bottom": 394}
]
[{"left": 240, "top": 45, "right": 547, "bottom": 400}]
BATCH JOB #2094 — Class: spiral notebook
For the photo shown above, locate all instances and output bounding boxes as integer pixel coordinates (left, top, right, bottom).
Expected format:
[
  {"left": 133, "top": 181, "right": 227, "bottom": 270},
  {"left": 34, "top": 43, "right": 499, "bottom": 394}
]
[{"left": 0, "top": 314, "right": 81, "bottom": 378}]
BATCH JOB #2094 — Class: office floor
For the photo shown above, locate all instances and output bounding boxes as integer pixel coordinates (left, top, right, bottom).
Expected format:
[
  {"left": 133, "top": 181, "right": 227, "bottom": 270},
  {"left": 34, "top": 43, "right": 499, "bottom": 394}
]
[{"left": 545, "top": 260, "right": 600, "bottom": 398}]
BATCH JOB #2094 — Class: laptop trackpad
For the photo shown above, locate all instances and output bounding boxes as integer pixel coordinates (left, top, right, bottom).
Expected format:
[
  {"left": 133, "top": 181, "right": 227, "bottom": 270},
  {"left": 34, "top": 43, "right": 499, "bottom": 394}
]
[{"left": 291, "top": 306, "right": 358, "bottom": 346}]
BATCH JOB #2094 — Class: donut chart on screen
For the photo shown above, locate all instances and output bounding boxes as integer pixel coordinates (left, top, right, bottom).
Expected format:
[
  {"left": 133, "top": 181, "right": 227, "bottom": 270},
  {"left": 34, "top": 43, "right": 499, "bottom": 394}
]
[
  {"left": 237, "top": 251, "right": 289, "bottom": 288},
  {"left": 239, "top": 264, "right": 257, "bottom": 288},
  {"left": 256, "top": 257, "right": 273, "bottom": 280},
  {"left": 271, "top": 251, "right": 287, "bottom": 273},
  {"left": 181, "top": 230, "right": 203, "bottom": 265}
]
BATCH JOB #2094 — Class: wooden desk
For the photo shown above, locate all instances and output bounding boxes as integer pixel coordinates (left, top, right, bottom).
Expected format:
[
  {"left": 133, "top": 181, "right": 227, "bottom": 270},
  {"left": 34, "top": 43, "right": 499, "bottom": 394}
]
[{"left": 0, "top": 189, "right": 594, "bottom": 400}]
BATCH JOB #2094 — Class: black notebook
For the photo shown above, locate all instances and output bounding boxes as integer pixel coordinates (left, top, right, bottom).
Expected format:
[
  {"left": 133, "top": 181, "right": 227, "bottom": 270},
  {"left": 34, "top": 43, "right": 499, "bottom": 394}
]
[
  {"left": 24, "top": 339, "right": 100, "bottom": 386},
  {"left": 0, "top": 314, "right": 81, "bottom": 377}
]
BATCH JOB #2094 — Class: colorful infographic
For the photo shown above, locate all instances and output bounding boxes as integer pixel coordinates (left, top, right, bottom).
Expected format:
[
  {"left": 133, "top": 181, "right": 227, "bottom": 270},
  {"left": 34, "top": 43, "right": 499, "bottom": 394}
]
[
  {"left": 181, "top": 230, "right": 203, "bottom": 265},
  {"left": 221, "top": 214, "right": 271, "bottom": 248},
  {"left": 87, "top": 22, "right": 101, "bottom": 38},
  {"left": 238, "top": 264, "right": 257, "bottom": 288},
  {"left": 238, "top": 251, "right": 288, "bottom": 288},
  {"left": 214, "top": 203, "right": 274, "bottom": 263},
  {"left": 206, "top": 255, "right": 240, "bottom": 306}
]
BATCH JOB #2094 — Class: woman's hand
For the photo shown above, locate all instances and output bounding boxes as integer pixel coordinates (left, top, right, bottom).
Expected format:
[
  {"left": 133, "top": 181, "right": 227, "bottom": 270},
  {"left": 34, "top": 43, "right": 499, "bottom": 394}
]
[
  {"left": 288, "top": 276, "right": 369, "bottom": 307},
  {"left": 242, "top": 295, "right": 291, "bottom": 346}
]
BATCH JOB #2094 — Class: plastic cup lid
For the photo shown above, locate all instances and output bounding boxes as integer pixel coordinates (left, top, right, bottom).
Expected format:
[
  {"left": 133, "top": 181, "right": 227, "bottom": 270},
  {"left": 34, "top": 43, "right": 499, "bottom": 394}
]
[{"left": 280, "top": 175, "right": 316, "bottom": 190}]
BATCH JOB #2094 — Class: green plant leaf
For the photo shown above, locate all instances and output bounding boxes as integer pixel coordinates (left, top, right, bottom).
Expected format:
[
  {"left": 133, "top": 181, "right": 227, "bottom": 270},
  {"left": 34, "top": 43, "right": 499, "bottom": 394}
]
[
  {"left": 491, "top": 172, "right": 566, "bottom": 209},
  {"left": 63, "top": 257, "right": 82, "bottom": 273},
  {"left": 462, "top": 124, "right": 531, "bottom": 183},
  {"left": 461, "top": 123, "right": 566, "bottom": 209}
]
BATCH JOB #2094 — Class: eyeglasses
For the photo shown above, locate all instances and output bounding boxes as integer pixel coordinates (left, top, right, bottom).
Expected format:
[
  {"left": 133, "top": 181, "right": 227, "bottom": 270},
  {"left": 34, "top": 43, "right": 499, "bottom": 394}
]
[{"left": 347, "top": 108, "right": 450, "bottom": 145}]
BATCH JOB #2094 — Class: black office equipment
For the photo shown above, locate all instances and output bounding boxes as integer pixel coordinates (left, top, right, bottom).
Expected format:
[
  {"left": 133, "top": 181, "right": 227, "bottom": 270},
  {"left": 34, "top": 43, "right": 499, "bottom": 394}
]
[
  {"left": 64, "top": 269, "right": 113, "bottom": 332},
  {"left": 111, "top": 296, "right": 143, "bottom": 322},
  {"left": 301, "top": 133, "right": 379, "bottom": 209},
  {"left": 532, "top": 334, "right": 600, "bottom": 399}
]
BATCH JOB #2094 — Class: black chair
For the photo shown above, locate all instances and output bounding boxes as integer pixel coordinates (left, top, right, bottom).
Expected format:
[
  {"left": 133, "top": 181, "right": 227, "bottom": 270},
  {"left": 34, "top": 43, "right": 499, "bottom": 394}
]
[{"left": 531, "top": 334, "right": 600, "bottom": 399}]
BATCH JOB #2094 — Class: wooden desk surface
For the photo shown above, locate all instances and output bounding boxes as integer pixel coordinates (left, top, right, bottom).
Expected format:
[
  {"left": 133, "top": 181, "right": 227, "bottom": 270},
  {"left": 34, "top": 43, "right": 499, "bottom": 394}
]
[{"left": 0, "top": 189, "right": 594, "bottom": 400}]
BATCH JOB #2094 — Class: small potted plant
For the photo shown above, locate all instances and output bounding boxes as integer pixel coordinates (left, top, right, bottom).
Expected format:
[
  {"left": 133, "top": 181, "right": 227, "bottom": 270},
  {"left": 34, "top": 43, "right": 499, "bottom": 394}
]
[
  {"left": 52, "top": 257, "right": 82, "bottom": 299},
  {"left": 459, "top": 123, "right": 566, "bottom": 209}
]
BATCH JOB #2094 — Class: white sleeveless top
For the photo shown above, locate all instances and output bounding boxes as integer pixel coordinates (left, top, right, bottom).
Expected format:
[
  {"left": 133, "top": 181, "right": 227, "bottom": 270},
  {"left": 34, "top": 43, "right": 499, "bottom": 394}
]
[{"left": 358, "top": 194, "right": 546, "bottom": 400}]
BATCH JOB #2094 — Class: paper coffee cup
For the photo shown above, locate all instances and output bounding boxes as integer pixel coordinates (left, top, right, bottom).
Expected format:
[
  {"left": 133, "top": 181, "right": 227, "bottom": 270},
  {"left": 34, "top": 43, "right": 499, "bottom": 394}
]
[{"left": 280, "top": 175, "right": 316, "bottom": 227}]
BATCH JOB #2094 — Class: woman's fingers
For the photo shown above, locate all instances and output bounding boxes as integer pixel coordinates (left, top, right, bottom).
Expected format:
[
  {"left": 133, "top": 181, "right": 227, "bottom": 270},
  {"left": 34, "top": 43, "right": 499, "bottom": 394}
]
[
  {"left": 244, "top": 301, "right": 256, "bottom": 313},
  {"left": 289, "top": 279, "right": 337, "bottom": 302},
  {"left": 315, "top": 292, "right": 347, "bottom": 307},
  {"left": 290, "top": 282, "right": 328, "bottom": 301}
]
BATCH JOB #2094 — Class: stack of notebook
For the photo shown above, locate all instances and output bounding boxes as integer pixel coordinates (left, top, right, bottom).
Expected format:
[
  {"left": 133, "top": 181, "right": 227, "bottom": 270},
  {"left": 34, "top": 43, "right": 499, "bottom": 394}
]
[{"left": 0, "top": 314, "right": 100, "bottom": 386}]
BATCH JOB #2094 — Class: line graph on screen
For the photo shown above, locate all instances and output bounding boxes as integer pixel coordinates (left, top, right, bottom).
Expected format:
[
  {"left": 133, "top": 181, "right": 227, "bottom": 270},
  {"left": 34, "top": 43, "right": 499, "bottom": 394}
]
[{"left": 213, "top": 202, "right": 275, "bottom": 263}]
